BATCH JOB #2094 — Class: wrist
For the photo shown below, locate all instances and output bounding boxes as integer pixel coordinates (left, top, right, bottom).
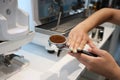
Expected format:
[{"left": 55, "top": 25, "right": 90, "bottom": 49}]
[
  {"left": 78, "top": 21, "right": 95, "bottom": 33},
  {"left": 110, "top": 66, "right": 120, "bottom": 80},
  {"left": 77, "top": 22, "right": 90, "bottom": 33}
]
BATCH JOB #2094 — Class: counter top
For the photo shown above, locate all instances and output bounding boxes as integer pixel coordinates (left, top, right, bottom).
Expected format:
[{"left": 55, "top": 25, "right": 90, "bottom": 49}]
[{"left": 8, "top": 22, "right": 115, "bottom": 80}]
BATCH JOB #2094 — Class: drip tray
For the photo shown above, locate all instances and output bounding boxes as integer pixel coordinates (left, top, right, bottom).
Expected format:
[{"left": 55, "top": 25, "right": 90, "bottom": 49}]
[
  {"left": 36, "top": 17, "right": 85, "bottom": 36},
  {"left": 0, "top": 56, "right": 29, "bottom": 80}
]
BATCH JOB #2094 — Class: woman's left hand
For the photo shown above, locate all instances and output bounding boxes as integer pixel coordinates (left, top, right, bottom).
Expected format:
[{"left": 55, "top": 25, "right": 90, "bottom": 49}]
[{"left": 69, "top": 44, "right": 120, "bottom": 80}]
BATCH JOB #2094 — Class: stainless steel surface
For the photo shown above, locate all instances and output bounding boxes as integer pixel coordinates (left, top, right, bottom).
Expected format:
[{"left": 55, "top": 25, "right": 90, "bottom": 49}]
[
  {"left": 51, "top": 12, "right": 62, "bottom": 31},
  {"left": 0, "top": 55, "right": 29, "bottom": 80},
  {"left": 36, "top": 17, "right": 85, "bottom": 35},
  {"left": 54, "top": 17, "right": 85, "bottom": 33}
]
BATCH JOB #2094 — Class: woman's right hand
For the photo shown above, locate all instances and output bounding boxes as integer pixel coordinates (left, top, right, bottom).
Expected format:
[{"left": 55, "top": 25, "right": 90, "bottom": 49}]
[{"left": 67, "top": 23, "right": 93, "bottom": 53}]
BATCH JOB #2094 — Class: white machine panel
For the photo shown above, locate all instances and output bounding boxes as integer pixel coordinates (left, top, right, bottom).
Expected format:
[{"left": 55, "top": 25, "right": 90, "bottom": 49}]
[{"left": 0, "top": 0, "right": 29, "bottom": 40}]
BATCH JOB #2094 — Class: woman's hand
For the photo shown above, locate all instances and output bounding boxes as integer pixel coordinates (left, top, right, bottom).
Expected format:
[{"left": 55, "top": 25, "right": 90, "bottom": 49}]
[
  {"left": 69, "top": 44, "right": 120, "bottom": 80},
  {"left": 67, "top": 24, "right": 91, "bottom": 53}
]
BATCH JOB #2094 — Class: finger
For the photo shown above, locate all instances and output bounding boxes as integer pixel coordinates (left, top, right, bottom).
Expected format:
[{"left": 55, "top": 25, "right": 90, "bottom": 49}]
[
  {"left": 80, "top": 53, "right": 94, "bottom": 63},
  {"left": 68, "top": 52, "right": 90, "bottom": 67},
  {"left": 78, "top": 34, "right": 88, "bottom": 50},
  {"left": 69, "top": 35, "right": 79, "bottom": 52},
  {"left": 88, "top": 39, "right": 96, "bottom": 48},
  {"left": 90, "top": 48, "right": 106, "bottom": 57},
  {"left": 69, "top": 40, "right": 75, "bottom": 51},
  {"left": 69, "top": 52, "right": 92, "bottom": 68},
  {"left": 87, "top": 39, "right": 103, "bottom": 56},
  {"left": 78, "top": 39, "right": 87, "bottom": 50},
  {"left": 71, "top": 52, "right": 94, "bottom": 63},
  {"left": 73, "top": 36, "right": 82, "bottom": 53}
]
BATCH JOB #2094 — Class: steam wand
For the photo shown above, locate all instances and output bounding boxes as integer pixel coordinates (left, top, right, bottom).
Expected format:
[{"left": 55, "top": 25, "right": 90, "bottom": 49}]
[{"left": 51, "top": 12, "right": 62, "bottom": 30}]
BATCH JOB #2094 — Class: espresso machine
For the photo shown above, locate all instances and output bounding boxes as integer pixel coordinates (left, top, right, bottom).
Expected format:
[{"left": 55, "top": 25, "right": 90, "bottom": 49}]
[{"left": 0, "top": 0, "right": 34, "bottom": 80}]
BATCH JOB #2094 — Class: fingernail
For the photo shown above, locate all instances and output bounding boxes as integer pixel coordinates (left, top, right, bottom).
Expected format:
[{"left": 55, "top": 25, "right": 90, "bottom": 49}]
[
  {"left": 77, "top": 47, "right": 81, "bottom": 50},
  {"left": 73, "top": 49, "right": 77, "bottom": 53},
  {"left": 70, "top": 47, "right": 73, "bottom": 51}
]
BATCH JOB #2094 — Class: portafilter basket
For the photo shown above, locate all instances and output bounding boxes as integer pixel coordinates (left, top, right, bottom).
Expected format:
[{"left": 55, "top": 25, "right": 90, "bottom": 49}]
[{"left": 48, "top": 34, "right": 67, "bottom": 57}]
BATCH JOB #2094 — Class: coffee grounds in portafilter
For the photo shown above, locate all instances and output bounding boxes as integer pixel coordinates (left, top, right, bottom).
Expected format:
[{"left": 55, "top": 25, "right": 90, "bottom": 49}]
[{"left": 50, "top": 35, "right": 66, "bottom": 43}]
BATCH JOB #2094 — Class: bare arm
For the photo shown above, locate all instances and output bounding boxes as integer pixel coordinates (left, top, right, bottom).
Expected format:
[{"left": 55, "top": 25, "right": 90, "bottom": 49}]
[
  {"left": 79, "top": 8, "right": 120, "bottom": 32},
  {"left": 108, "top": 8, "right": 120, "bottom": 25},
  {"left": 67, "top": 8, "right": 120, "bottom": 79},
  {"left": 67, "top": 8, "right": 120, "bottom": 52}
]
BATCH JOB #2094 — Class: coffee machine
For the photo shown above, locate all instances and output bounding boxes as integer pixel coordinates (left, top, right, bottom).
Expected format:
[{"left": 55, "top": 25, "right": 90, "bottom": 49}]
[{"left": 0, "top": 0, "right": 34, "bottom": 79}]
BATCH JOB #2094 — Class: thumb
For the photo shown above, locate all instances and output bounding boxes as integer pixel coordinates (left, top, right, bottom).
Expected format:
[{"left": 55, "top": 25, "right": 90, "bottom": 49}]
[
  {"left": 88, "top": 39, "right": 96, "bottom": 48},
  {"left": 87, "top": 39, "right": 104, "bottom": 56},
  {"left": 90, "top": 47, "right": 105, "bottom": 57}
]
